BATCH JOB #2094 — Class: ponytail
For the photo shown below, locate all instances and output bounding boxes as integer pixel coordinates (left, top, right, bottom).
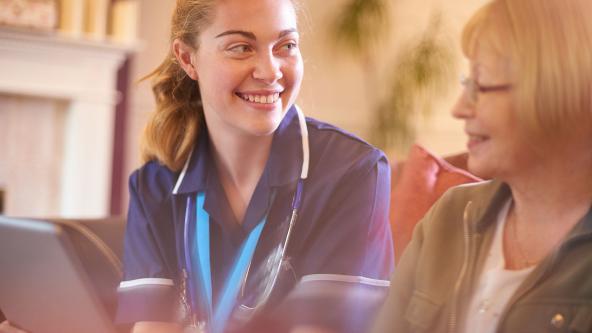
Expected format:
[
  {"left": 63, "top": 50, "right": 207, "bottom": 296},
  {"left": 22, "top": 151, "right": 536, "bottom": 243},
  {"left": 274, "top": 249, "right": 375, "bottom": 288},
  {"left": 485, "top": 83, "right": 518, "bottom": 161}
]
[
  {"left": 140, "top": 52, "right": 204, "bottom": 171},
  {"left": 140, "top": 0, "right": 216, "bottom": 171}
]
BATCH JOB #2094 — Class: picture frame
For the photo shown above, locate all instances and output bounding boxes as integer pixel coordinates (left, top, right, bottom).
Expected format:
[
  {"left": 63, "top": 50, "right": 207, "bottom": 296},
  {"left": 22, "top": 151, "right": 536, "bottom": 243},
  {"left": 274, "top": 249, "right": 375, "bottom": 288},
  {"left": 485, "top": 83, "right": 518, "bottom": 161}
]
[{"left": 0, "top": 0, "right": 58, "bottom": 31}]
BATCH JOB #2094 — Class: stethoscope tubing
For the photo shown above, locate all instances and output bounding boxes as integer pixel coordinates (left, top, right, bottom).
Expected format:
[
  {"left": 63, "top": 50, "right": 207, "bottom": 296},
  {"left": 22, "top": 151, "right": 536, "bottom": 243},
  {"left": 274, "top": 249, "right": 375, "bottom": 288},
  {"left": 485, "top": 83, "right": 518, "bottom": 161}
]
[{"left": 182, "top": 105, "right": 309, "bottom": 328}]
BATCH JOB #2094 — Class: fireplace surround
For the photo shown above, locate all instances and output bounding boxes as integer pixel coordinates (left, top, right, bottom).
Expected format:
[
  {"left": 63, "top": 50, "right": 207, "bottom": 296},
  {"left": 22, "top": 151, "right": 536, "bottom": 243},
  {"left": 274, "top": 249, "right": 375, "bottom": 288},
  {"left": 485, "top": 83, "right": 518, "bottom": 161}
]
[{"left": 0, "top": 28, "right": 132, "bottom": 218}]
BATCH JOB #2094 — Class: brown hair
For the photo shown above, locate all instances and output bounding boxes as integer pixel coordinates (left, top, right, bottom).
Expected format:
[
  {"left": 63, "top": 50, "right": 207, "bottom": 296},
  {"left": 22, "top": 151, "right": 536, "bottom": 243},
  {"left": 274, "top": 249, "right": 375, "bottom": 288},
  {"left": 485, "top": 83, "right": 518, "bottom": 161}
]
[
  {"left": 141, "top": 0, "right": 304, "bottom": 171},
  {"left": 461, "top": 0, "right": 592, "bottom": 140},
  {"left": 140, "top": 0, "right": 216, "bottom": 171}
]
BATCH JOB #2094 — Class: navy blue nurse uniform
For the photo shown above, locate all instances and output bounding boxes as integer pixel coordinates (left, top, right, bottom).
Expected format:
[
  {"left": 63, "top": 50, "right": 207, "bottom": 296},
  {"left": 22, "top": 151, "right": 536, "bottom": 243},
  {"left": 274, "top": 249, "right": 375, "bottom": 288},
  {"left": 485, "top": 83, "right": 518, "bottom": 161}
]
[{"left": 116, "top": 105, "right": 394, "bottom": 332}]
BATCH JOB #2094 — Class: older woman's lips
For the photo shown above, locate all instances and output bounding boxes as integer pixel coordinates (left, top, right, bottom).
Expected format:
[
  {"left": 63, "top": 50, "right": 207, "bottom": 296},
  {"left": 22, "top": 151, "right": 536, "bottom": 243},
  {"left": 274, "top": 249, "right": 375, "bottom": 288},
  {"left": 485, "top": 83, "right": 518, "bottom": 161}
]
[{"left": 467, "top": 134, "right": 488, "bottom": 151}]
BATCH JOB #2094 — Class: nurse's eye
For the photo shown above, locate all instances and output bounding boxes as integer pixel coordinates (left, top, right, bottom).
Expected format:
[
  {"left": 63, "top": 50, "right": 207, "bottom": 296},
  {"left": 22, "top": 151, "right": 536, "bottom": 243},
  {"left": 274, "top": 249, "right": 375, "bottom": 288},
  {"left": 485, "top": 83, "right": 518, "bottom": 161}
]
[{"left": 276, "top": 41, "right": 299, "bottom": 56}]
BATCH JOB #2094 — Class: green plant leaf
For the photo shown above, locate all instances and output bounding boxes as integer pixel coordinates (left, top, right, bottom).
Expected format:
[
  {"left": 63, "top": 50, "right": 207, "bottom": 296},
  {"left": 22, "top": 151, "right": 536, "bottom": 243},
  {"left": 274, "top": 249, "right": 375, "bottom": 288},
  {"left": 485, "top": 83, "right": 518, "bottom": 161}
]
[
  {"left": 371, "top": 12, "right": 456, "bottom": 151},
  {"left": 330, "top": 0, "right": 390, "bottom": 57}
]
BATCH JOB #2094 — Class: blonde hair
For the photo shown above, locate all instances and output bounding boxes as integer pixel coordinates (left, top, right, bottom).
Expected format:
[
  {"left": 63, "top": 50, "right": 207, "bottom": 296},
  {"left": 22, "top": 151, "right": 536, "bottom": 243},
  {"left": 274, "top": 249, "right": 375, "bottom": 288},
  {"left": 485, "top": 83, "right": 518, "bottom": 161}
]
[
  {"left": 461, "top": 0, "right": 592, "bottom": 140},
  {"left": 140, "top": 0, "right": 216, "bottom": 171}
]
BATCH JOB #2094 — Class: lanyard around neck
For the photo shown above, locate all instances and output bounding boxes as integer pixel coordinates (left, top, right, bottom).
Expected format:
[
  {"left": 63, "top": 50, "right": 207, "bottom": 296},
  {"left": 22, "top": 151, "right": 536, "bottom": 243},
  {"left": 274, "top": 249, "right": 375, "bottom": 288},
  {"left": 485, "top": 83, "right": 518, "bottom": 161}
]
[
  {"left": 179, "top": 105, "right": 311, "bottom": 332},
  {"left": 188, "top": 192, "right": 267, "bottom": 333}
]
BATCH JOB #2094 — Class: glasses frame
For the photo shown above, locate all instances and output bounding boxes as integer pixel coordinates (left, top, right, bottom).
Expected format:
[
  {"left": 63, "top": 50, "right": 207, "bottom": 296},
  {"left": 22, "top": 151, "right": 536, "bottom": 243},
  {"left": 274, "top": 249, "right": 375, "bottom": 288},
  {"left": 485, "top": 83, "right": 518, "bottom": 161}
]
[{"left": 460, "top": 75, "right": 512, "bottom": 104}]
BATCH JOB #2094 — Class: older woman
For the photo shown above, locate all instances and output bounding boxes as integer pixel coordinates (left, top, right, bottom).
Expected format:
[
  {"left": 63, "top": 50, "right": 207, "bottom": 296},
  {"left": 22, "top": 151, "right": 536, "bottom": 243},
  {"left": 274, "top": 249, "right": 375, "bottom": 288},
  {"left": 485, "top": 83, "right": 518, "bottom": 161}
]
[{"left": 372, "top": 0, "right": 592, "bottom": 332}]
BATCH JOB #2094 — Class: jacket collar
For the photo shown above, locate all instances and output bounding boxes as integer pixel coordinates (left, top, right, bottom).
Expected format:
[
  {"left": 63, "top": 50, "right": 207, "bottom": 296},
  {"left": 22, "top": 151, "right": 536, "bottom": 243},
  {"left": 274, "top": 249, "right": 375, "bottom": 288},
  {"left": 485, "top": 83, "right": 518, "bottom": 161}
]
[
  {"left": 565, "top": 203, "right": 592, "bottom": 239},
  {"left": 466, "top": 180, "right": 511, "bottom": 233},
  {"left": 468, "top": 180, "right": 592, "bottom": 238}
]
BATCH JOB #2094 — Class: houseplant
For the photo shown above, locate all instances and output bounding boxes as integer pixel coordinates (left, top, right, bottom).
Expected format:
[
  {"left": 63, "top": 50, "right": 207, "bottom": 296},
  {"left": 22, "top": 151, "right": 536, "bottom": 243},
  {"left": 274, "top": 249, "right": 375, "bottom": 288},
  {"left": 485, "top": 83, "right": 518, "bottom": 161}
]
[{"left": 331, "top": 0, "right": 456, "bottom": 153}]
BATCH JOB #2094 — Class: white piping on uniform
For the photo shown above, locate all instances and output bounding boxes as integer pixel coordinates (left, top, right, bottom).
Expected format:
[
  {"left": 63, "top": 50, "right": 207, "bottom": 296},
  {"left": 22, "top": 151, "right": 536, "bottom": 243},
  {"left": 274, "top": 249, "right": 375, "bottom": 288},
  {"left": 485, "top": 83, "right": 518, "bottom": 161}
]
[
  {"left": 172, "top": 149, "right": 193, "bottom": 194},
  {"left": 300, "top": 274, "right": 390, "bottom": 287},
  {"left": 119, "top": 278, "right": 175, "bottom": 289},
  {"left": 295, "top": 105, "right": 309, "bottom": 179}
]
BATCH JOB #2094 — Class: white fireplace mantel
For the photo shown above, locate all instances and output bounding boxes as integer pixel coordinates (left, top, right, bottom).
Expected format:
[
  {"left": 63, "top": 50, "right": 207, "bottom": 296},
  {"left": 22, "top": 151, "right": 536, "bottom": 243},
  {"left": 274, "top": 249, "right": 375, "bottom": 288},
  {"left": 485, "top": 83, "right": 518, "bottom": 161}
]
[{"left": 0, "top": 28, "right": 133, "bottom": 218}]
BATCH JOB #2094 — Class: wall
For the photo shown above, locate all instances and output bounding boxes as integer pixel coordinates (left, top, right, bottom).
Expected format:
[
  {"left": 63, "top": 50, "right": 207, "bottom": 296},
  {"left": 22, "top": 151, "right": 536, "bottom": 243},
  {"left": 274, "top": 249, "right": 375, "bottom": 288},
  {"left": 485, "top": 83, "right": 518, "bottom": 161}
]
[
  {"left": 298, "top": 0, "right": 489, "bottom": 156},
  {"left": 121, "top": 0, "right": 490, "bottom": 209}
]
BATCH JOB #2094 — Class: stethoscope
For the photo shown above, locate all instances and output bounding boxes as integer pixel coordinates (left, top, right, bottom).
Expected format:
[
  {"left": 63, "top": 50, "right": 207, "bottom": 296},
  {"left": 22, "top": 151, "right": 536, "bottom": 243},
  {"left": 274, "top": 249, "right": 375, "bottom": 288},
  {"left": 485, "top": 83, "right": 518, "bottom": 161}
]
[{"left": 175, "top": 106, "right": 309, "bottom": 333}]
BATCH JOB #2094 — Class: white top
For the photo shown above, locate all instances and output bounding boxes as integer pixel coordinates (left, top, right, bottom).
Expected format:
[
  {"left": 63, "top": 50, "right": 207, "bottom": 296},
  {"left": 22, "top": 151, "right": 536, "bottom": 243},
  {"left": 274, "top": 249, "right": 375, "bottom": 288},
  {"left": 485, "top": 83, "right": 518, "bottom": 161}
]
[{"left": 463, "top": 200, "right": 535, "bottom": 333}]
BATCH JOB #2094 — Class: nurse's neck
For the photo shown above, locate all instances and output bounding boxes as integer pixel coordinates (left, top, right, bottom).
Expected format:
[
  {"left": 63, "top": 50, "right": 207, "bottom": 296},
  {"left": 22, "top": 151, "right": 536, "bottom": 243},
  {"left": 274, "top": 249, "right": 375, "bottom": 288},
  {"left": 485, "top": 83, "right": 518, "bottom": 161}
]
[{"left": 208, "top": 129, "right": 273, "bottom": 224}]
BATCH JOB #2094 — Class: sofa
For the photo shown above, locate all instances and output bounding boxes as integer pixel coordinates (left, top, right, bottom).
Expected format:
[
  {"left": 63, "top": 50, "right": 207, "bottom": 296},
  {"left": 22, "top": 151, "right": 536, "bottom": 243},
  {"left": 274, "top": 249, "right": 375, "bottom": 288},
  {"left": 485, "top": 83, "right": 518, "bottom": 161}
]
[
  {"left": 389, "top": 144, "right": 482, "bottom": 262},
  {"left": 0, "top": 144, "right": 481, "bottom": 330}
]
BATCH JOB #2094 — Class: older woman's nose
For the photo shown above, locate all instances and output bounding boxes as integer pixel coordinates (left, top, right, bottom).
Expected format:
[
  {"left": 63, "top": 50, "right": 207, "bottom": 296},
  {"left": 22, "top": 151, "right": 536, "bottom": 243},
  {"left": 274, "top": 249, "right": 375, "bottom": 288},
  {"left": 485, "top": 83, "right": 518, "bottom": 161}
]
[{"left": 451, "top": 90, "right": 475, "bottom": 119}]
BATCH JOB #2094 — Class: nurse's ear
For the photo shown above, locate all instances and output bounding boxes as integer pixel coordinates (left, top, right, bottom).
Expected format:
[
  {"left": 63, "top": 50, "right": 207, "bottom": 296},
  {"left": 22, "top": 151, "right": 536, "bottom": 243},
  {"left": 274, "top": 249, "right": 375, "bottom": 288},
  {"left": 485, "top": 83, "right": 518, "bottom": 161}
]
[{"left": 173, "top": 38, "right": 199, "bottom": 81}]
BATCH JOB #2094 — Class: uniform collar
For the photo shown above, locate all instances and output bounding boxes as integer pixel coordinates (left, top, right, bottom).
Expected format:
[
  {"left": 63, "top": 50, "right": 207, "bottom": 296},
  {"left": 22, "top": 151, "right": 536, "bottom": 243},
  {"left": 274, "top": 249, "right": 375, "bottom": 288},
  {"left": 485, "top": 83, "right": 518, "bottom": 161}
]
[
  {"left": 173, "top": 129, "right": 211, "bottom": 195},
  {"left": 173, "top": 105, "right": 303, "bottom": 195},
  {"left": 266, "top": 105, "right": 303, "bottom": 187}
]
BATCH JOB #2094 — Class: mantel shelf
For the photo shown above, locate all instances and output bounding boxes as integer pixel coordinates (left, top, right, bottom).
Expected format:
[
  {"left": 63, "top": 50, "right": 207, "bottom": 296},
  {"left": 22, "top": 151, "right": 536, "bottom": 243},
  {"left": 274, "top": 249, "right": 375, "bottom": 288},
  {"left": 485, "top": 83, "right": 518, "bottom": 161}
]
[{"left": 0, "top": 26, "right": 139, "bottom": 54}]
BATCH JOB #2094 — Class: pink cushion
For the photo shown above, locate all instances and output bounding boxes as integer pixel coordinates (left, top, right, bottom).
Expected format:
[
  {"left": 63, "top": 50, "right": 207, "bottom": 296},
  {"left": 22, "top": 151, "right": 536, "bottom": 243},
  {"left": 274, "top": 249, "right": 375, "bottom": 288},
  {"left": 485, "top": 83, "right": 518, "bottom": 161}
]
[{"left": 391, "top": 144, "right": 481, "bottom": 262}]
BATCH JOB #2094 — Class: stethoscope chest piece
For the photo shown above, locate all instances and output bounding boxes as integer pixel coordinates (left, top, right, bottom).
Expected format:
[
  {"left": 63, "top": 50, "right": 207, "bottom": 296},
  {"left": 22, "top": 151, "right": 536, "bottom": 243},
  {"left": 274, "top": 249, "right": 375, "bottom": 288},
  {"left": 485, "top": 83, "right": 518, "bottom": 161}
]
[{"left": 179, "top": 106, "right": 310, "bottom": 333}]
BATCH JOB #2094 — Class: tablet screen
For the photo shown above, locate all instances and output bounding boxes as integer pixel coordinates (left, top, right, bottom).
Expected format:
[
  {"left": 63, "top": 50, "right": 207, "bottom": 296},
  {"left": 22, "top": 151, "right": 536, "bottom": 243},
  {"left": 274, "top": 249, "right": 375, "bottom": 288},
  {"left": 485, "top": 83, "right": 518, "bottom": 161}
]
[{"left": 0, "top": 217, "right": 117, "bottom": 333}]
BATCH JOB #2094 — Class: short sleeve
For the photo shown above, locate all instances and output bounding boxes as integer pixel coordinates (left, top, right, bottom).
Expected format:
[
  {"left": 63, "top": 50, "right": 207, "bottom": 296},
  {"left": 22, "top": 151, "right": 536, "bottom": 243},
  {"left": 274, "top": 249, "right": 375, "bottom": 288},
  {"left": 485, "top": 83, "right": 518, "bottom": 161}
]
[
  {"left": 115, "top": 169, "right": 180, "bottom": 324},
  {"left": 270, "top": 151, "right": 394, "bottom": 333}
]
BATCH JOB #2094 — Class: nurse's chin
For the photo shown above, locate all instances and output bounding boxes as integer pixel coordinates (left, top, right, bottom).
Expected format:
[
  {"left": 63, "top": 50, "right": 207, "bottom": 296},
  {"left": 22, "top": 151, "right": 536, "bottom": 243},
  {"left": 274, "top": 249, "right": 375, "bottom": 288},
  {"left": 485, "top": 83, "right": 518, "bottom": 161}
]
[
  {"left": 246, "top": 112, "right": 287, "bottom": 135},
  {"left": 239, "top": 120, "right": 283, "bottom": 138}
]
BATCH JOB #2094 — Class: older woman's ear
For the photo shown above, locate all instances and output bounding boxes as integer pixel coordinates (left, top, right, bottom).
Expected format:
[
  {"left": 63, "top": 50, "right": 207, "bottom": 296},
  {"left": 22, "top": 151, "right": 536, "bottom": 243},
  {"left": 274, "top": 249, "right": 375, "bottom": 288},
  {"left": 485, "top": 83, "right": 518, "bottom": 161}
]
[{"left": 172, "top": 39, "right": 199, "bottom": 81}]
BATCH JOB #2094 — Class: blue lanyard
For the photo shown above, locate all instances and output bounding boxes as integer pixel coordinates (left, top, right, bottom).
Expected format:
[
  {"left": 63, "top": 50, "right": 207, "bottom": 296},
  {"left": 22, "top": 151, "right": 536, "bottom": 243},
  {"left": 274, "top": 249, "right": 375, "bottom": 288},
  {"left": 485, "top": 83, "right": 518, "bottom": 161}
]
[
  {"left": 187, "top": 192, "right": 267, "bottom": 333},
  {"left": 177, "top": 106, "right": 310, "bottom": 331}
]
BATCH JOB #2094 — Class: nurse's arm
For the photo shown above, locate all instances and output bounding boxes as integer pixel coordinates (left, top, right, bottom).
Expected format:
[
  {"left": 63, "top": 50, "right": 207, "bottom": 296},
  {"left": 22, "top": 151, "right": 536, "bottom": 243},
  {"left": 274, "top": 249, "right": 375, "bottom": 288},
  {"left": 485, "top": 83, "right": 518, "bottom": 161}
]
[{"left": 131, "top": 321, "right": 184, "bottom": 333}]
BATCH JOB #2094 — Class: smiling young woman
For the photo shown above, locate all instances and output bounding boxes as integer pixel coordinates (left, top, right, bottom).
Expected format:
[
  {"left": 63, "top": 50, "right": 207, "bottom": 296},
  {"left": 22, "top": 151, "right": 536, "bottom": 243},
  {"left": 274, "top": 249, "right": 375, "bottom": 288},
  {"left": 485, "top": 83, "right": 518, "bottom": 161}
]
[{"left": 114, "top": 1, "right": 394, "bottom": 333}]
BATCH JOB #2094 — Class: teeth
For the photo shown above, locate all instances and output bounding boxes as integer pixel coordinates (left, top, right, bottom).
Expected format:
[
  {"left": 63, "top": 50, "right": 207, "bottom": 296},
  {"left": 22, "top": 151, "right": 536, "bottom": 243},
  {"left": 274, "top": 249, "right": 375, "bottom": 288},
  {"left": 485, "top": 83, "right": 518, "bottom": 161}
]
[{"left": 239, "top": 93, "right": 281, "bottom": 104}]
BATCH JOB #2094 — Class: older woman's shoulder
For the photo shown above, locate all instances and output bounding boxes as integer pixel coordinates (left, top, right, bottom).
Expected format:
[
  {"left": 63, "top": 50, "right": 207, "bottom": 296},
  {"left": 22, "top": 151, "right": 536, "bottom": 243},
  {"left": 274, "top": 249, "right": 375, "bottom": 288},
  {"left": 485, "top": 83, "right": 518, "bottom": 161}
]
[
  {"left": 439, "top": 180, "right": 505, "bottom": 205},
  {"left": 422, "top": 180, "right": 507, "bottom": 229}
]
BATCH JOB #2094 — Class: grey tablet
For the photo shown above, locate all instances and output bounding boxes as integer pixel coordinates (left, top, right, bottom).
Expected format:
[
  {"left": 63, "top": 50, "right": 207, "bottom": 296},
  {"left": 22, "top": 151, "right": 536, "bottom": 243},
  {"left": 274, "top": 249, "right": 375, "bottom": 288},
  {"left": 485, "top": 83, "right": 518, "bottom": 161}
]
[{"left": 0, "top": 216, "right": 117, "bottom": 333}]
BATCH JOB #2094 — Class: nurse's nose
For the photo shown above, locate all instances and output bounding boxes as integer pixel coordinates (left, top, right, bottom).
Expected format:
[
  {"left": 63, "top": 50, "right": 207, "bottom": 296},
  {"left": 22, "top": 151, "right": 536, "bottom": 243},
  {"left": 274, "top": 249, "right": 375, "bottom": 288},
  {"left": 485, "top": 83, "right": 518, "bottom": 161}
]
[{"left": 253, "top": 51, "right": 283, "bottom": 84}]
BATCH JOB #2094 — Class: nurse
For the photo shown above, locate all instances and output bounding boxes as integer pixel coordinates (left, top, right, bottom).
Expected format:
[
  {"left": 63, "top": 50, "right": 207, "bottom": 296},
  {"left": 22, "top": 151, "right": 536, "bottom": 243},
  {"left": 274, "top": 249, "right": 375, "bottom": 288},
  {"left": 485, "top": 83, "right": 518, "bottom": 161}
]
[{"left": 116, "top": 0, "right": 393, "bottom": 333}]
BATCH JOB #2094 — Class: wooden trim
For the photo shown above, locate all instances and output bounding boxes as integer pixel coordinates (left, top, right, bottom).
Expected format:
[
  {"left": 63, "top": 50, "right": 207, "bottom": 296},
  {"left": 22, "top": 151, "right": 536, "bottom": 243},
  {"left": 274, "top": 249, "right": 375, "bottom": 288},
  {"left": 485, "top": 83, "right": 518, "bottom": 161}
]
[{"left": 110, "top": 56, "right": 131, "bottom": 215}]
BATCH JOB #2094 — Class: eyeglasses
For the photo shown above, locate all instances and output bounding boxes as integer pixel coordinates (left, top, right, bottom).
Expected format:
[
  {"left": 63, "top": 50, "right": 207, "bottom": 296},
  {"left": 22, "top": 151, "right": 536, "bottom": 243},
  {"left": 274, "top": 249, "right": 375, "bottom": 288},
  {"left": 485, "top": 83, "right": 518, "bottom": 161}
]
[{"left": 460, "top": 75, "right": 512, "bottom": 104}]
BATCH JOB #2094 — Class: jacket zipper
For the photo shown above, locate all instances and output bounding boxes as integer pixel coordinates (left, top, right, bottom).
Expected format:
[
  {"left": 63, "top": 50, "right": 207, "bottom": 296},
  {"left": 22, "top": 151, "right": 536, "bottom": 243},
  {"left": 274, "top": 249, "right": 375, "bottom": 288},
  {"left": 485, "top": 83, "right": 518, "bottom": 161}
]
[{"left": 448, "top": 201, "right": 474, "bottom": 333}]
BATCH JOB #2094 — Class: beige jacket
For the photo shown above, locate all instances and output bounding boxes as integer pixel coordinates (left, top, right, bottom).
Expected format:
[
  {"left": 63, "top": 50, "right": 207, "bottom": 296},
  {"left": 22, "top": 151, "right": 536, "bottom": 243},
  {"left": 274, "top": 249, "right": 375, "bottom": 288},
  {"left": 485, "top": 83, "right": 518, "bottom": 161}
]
[{"left": 372, "top": 180, "right": 592, "bottom": 333}]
